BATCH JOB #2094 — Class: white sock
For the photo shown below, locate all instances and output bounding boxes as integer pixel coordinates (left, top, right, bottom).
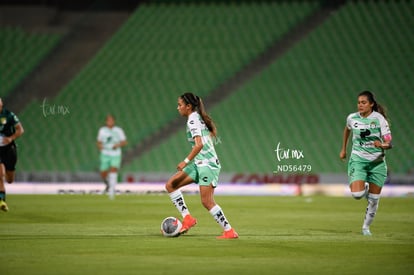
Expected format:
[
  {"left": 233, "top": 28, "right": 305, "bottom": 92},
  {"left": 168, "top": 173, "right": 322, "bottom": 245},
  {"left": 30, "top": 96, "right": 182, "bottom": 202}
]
[
  {"left": 108, "top": 172, "right": 117, "bottom": 200},
  {"left": 209, "top": 205, "right": 232, "bottom": 231},
  {"left": 169, "top": 190, "right": 190, "bottom": 218},
  {"left": 363, "top": 193, "right": 380, "bottom": 229}
]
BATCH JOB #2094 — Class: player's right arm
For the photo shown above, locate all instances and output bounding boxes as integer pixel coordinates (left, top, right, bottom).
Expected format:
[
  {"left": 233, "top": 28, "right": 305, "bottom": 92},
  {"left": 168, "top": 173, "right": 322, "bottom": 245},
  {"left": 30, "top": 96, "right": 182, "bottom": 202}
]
[
  {"left": 97, "top": 128, "right": 104, "bottom": 151},
  {"left": 373, "top": 116, "right": 392, "bottom": 150},
  {"left": 97, "top": 141, "right": 103, "bottom": 151},
  {"left": 340, "top": 126, "right": 351, "bottom": 160}
]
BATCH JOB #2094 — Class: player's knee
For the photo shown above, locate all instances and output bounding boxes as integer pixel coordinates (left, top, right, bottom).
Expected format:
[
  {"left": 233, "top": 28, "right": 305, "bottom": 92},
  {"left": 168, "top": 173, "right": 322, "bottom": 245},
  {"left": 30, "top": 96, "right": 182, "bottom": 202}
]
[
  {"left": 351, "top": 190, "right": 366, "bottom": 200},
  {"left": 201, "top": 200, "right": 213, "bottom": 210},
  {"left": 200, "top": 196, "right": 215, "bottom": 210},
  {"left": 165, "top": 182, "right": 174, "bottom": 193},
  {"left": 165, "top": 178, "right": 179, "bottom": 193}
]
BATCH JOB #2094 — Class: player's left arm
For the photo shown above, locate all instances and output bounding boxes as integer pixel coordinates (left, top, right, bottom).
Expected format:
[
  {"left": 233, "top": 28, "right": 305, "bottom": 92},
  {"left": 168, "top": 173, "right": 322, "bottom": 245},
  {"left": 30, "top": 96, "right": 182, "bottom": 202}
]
[
  {"left": 3, "top": 122, "right": 24, "bottom": 145},
  {"left": 113, "top": 139, "right": 127, "bottom": 149},
  {"left": 113, "top": 128, "right": 127, "bottom": 149},
  {"left": 374, "top": 118, "right": 392, "bottom": 150},
  {"left": 374, "top": 133, "right": 392, "bottom": 150},
  {"left": 12, "top": 122, "right": 24, "bottom": 140},
  {"left": 177, "top": 135, "right": 203, "bottom": 171}
]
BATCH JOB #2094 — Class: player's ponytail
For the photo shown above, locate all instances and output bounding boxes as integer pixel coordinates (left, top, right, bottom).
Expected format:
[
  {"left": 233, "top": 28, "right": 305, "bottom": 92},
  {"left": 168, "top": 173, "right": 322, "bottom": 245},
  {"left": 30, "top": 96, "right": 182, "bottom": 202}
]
[
  {"left": 181, "top": 92, "right": 217, "bottom": 137},
  {"left": 358, "top": 90, "right": 388, "bottom": 121}
]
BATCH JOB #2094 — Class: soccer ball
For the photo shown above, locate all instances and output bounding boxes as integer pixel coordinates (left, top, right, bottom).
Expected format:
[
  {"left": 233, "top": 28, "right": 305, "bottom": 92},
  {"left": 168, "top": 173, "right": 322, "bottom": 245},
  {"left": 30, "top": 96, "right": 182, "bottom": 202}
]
[{"left": 160, "top": 217, "right": 182, "bottom": 237}]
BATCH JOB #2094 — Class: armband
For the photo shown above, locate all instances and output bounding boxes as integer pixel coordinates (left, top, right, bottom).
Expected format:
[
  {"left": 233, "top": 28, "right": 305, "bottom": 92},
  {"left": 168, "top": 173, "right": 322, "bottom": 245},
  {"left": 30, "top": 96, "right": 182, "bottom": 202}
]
[{"left": 383, "top": 133, "right": 392, "bottom": 142}]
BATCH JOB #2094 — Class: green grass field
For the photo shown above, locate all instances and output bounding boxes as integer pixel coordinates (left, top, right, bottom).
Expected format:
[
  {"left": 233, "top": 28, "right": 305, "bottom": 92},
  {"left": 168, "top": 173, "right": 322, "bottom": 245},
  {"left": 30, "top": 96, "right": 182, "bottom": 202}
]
[{"left": 1, "top": 194, "right": 414, "bottom": 275}]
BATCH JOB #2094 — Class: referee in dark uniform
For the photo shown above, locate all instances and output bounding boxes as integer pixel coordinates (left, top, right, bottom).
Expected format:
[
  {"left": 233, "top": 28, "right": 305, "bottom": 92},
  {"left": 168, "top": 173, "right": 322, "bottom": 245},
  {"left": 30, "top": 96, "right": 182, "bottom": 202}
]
[{"left": 0, "top": 98, "right": 24, "bottom": 212}]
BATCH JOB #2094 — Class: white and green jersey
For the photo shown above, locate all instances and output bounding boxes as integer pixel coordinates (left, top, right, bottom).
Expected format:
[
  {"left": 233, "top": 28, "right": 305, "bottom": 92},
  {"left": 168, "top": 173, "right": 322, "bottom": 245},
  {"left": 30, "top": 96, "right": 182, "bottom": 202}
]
[
  {"left": 97, "top": 126, "right": 126, "bottom": 157},
  {"left": 186, "top": 112, "right": 220, "bottom": 169},
  {"left": 346, "top": 111, "right": 391, "bottom": 162}
]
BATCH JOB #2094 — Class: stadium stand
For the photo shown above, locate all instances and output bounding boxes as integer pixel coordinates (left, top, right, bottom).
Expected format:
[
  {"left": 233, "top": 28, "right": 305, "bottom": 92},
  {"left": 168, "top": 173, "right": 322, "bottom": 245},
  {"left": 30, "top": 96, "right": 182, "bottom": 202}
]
[
  {"left": 0, "top": 26, "right": 62, "bottom": 97},
  {"left": 15, "top": 0, "right": 319, "bottom": 172},
  {"left": 4, "top": 0, "right": 413, "bottom": 177},
  {"left": 123, "top": 0, "right": 414, "bottom": 174}
]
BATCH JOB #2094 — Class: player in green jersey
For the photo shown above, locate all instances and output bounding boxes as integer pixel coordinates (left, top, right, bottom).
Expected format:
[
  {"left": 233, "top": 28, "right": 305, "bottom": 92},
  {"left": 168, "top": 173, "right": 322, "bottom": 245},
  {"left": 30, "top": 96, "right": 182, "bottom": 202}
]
[
  {"left": 0, "top": 98, "right": 24, "bottom": 212},
  {"left": 165, "top": 92, "right": 238, "bottom": 239},
  {"left": 340, "top": 91, "right": 392, "bottom": 236},
  {"left": 97, "top": 114, "right": 127, "bottom": 200}
]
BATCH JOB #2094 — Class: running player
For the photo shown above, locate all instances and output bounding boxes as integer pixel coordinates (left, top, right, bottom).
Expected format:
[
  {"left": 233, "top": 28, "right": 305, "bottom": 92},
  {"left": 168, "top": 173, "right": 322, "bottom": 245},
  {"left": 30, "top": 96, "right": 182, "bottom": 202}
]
[
  {"left": 339, "top": 91, "right": 392, "bottom": 236},
  {"left": 0, "top": 98, "right": 24, "bottom": 212},
  {"left": 165, "top": 92, "right": 238, "bottom": 239},
  {"left": 97, "top": 114, "right": 127, "bottom": 200}
]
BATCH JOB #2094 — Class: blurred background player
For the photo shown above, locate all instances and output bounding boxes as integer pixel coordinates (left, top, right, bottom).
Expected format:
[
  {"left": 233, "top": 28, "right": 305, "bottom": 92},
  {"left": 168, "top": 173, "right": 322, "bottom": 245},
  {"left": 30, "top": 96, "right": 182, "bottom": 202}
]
[
  {"left": 0, "top": 98, "right": 24, "bottom": 212},
  {"left": 340, "top": 91, "right": 392, "bottom": 236},
  {"left": 97, "top": 114, "right": 127, "bottom": 200},
  {"left": 165, "top": 92, "right": 238, "bottom": 239}
]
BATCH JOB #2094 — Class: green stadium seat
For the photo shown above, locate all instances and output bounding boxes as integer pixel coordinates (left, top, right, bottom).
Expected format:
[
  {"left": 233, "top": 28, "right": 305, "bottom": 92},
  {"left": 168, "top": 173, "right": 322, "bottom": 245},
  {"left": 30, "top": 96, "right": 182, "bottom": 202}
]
[{"left": 13, "top": 1, "right": 413, "bottom": 176}]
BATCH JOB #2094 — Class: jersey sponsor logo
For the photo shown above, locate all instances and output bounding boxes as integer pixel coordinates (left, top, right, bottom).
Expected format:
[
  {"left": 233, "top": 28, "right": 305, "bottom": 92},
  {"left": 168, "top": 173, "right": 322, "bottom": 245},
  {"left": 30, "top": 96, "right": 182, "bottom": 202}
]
[
  {"left": 360, "top": 129, "right": 371, "bottom": 139},
  {"left": 0, "top": 117, "right": 7, "bottom": 132},
  {"left": 353, "top": 120, "right": 378, "bottom": 130},
  {"left": 359, "top": 141, "right": 374, "bottom": 148}
]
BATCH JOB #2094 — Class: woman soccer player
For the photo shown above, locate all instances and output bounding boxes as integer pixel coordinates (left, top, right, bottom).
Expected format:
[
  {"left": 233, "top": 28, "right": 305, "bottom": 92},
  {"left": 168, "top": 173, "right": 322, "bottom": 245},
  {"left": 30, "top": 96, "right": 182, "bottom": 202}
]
[
  {"left": 165, "top": 92, "right": 238, "bottom": 239},
  {"left": 339, "top": 91, "right": 392, "bottom": 236},
  {"left": 97, "top": 114, "right": 127, "bottom": 200},
  {"left": 0, "top": 98, "right": 24, "bottom": 212}
]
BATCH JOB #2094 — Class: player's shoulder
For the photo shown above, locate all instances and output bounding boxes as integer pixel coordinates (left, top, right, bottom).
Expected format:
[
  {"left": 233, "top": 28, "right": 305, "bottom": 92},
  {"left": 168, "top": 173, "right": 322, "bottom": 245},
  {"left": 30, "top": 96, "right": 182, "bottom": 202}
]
[
  {"left": 7, "top": 110, "right": 20, "bottom": 123},
  {"left": 1, "top": 108, "right": 14, "bottom": 117},
  {"left": 112, "top": 126, "right": 126, "bottom": 137},
  {"left": 346, "top": 112, "right": 359, "bottom": 120},
  {"left": 187, "top": 112, "right": 200, "bottom": 124},
  {"left": 98, "top": 126, "right": 109, "bottom": 133},
  {"left": 188, "top": 111, "right": 199, "bottom": 119},
  {"left": 113, "top": 125, "right": 124, "bottom": 132},
  {"left": 369, "top": 111, "right": 386, "bottom": 120}
]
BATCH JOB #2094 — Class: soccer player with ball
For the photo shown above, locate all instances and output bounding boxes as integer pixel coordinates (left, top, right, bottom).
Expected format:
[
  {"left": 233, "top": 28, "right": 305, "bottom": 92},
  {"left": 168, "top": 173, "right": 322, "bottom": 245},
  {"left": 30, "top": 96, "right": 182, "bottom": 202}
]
[
  {"left": 165, "top": 92, "right": 238, "bottom": 239},
  {"left": 340, "top": 91, "right": 392, "bottom": 236}
]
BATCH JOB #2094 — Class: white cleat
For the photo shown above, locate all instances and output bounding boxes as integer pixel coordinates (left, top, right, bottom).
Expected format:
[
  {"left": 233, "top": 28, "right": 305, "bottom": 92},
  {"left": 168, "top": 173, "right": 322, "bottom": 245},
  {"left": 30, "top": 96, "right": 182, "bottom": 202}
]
[{"left": 362, "top": 228, "right": 372, "bottom": 236}]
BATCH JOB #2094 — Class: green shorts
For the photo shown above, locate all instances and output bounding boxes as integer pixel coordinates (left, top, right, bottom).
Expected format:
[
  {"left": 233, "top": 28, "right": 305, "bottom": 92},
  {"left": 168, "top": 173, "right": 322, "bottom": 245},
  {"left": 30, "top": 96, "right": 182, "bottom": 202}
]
[
  {"left": 348, "top": 159, "right": 387, "bottom": 187},
  {"left": 100, "top": 154, "right": 121, "bottom": 171},
  {"left": 183, "top": 163, "right": 221, "bottom": 187}
]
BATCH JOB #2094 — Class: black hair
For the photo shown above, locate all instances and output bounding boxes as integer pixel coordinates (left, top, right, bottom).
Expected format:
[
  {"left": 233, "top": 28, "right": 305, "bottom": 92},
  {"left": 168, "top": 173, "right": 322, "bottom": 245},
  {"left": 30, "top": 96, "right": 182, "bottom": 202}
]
[
  {"left": 180, "top": 92, "right": 217, "bottom": 137},
  {"left": 358, "top": 90, "right": 388, "bottom": 121}
]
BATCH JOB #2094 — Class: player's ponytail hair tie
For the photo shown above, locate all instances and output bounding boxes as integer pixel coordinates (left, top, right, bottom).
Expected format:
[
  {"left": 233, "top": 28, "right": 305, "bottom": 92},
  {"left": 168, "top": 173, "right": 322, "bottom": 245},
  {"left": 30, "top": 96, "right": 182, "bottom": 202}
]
[
  {"left": 182, "top": 92, "right": 200, "bottom": 107},
  {"left": 181, "top": 92, "right": 217, "bottom": 137}
]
